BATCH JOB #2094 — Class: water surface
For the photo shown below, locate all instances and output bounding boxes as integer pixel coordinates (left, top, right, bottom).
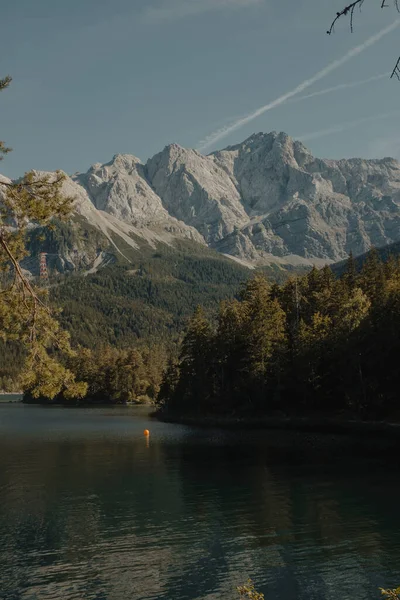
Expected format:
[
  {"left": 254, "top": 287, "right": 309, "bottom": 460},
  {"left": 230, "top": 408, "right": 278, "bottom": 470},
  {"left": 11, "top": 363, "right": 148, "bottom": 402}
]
[{"left": 0, "top": 405, "right": 399, "bottom": 600}]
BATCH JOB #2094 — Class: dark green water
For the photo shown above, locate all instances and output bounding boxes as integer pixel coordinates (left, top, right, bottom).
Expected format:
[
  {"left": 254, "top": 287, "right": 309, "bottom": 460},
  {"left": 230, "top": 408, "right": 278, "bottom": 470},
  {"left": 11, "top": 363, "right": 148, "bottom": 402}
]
[{"left": 1, "top": 405, "right": 400, "bottom": 600}]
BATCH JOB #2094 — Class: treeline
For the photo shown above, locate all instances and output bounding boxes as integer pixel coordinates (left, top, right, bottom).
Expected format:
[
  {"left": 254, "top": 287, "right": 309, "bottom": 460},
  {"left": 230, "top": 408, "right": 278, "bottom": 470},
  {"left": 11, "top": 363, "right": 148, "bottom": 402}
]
[
  {"left": 158, "top": 250, "right": 400, "bottom": 420},
  {"left": 24, "top": 344, "right": 168, "bottom": 404}
]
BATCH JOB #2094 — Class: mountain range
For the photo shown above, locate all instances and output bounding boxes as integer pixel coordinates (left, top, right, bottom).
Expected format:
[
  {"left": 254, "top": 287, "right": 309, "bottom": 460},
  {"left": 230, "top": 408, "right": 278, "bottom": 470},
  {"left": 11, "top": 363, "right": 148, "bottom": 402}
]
[
  {"left": 4, "top": 130, "right": 400, "bottom": 275},
  {"left": 2, "top": 129, "right": 400, "bottom": 366}
]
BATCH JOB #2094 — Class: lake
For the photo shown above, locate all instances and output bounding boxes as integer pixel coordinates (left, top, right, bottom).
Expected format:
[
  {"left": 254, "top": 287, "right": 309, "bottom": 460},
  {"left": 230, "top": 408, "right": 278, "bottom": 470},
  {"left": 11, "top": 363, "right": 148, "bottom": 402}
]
[{"left": 0, "top": 405, "right": 400, "bottom": 600}]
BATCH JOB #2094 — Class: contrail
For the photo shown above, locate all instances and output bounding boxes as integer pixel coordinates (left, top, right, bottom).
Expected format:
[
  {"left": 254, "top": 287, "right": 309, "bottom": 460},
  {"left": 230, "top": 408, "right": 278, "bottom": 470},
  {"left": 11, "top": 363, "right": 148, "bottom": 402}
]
[
  {"left": 298, "top": 109, "right": 400, "bottom": 142},
  {"left": 198, "top": 20, "right": 400, "bottom": 152},
  {"left": 287, "top": 73, "right": 389, "bottom": 104}
]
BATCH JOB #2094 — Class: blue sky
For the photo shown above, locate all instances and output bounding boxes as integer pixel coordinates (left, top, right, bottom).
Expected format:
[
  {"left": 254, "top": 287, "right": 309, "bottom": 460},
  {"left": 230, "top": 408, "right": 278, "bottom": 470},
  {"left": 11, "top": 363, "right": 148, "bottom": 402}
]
[{"left": 1, "top": 0, "right": 399, "bottom": 178}]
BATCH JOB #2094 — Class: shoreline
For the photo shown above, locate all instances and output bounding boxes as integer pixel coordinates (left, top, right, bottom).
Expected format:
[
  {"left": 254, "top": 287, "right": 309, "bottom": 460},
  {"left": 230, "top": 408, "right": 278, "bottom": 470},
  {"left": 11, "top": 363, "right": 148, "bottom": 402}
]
[{"left": 152, "top": 411, "right": 400, "bottom": 438}]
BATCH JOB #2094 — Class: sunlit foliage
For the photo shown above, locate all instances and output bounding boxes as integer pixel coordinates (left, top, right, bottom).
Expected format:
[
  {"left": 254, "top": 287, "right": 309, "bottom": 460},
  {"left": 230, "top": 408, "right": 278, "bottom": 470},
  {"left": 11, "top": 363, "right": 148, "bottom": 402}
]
[{"left": 0, "top": 75, "right": 86, "bottom": 399}]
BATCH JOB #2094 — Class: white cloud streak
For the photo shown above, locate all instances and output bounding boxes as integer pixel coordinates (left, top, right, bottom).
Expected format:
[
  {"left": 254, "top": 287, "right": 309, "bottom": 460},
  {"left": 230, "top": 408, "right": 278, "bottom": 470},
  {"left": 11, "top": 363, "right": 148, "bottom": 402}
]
[
  {"left": 198, "top": 20, "right": 400, "bottom": 151},
  {"left": 298, "top": 110, "right": 400, "bottom": 142},
  {"left": 144, "top": 0, "right": 261, "bottom": 21},
  {"left": 286, "top": 72, "right": 389, "bottom": 105}
]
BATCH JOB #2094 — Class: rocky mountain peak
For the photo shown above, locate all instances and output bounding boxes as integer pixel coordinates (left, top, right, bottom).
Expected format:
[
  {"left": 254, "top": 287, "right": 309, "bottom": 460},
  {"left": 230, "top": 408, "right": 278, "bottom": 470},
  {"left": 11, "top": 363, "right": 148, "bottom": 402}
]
[
  {"left": 4, "top": 131, "right": 400, "bottom": 270},
  {"left": 98, "top": 153, "right": 143, "bottom": 172},
  {"left": 70, "top": 155, "right": 204, "bottom": 245},
  {"left": 75, "top": 155, "right": 159, "bottom": 221},
  {"left": 215, "top": 131, "right": 312, "bottom": 171},
  {"left": 146, "top": 142, "right": 248, "bottom": 244},
  {"left": 146, "top": 144, "right": 204, "bottom": 180}
]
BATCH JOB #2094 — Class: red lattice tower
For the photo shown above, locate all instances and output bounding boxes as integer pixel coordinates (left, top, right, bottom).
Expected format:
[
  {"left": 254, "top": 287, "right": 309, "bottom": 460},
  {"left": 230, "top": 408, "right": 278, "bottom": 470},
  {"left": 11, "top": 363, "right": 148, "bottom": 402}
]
[{"left": 39, "top": 252, "right": 48, "bottom": 281}]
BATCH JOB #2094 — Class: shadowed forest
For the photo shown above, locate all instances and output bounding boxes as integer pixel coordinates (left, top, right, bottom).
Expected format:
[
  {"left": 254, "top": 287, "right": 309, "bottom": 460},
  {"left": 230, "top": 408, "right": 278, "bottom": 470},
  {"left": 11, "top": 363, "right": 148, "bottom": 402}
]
[{"left": 158, "top": 249, "right": 400, "bottom": 421}]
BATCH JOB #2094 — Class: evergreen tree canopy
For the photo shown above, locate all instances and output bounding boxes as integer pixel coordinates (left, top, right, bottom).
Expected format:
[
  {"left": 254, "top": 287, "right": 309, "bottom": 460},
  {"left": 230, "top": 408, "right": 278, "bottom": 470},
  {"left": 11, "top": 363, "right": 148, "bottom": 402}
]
[
  {"left": 0, "top": 76, "right": 86, "bottom": 399},
  {"left": 159, "top": 249, "right": 400, "bottom": 420}
]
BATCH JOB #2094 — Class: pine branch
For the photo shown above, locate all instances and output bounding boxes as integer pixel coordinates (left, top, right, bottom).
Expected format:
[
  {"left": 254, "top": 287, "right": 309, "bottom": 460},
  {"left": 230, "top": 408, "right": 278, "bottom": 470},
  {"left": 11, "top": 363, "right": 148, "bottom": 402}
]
[
  {"left": 0, "top": 74, "right": 85, "bottom": 399},
  {"left": 0, "top": 76, "right": 11, "bottom": 91},
  {"left": 0, "top": 141, "right": 12, "bottom": 159},
  {"left": 0, "top": 175, "right": 65, "bottom": 188},
  {"left": 0, "top": 231, "right": 46, "bottom": 309},
  {"left": 0, "top": 76, "right": 12, "bottom": 159}
]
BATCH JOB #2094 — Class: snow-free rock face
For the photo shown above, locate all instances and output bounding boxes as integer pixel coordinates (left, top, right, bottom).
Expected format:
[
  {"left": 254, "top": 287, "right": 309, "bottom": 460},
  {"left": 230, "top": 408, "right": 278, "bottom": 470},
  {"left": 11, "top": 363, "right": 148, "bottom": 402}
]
[
  {"left": 207, "top": 132, "right": 400, "bottom": 263},
  {"left": 75, "top": 154, "right": 204, "bottom": 244},
  {"left": 77, "top": 154, "right": 166, "bottom": 224},
  {"left": 3, "top": 131, "right": 400, "bottom": 269},
  {"left": 146, "top": 144, "right": 248, "bottom": 243},
  {"left": 3, "top": 168, "right": 205, "bottom": 275}
]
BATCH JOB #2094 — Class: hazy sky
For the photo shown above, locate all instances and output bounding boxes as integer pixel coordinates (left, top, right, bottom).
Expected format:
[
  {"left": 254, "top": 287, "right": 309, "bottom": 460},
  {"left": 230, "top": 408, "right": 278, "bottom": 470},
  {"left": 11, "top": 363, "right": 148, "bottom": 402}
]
[{"left": 1, "top": 0, "right": 400, "bottom": 178}]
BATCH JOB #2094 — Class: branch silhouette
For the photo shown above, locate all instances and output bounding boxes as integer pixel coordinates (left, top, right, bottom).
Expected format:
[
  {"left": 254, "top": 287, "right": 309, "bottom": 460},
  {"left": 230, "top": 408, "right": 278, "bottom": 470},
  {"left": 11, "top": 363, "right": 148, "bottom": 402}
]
[
  {"left": 391, "top": 56, "right": 400, "bottom": 79},
  {"left": 327, "top": 0, "right": 400, "bottom": 76}
]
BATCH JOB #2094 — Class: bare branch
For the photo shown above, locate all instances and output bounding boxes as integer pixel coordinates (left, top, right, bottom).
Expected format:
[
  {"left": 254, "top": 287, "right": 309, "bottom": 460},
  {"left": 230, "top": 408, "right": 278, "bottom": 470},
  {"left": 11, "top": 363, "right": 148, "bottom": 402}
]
[
  {"left": 390, "top": 56, "right": 400, "bottom": 79},
  {"left": 328, "top": 0, "right": 400, "bottom": 33},
  {"left": 327, "top": 1, "right": 365, "bottom": 34},
  {"left": 328, "top": 1, "right": 400, "bottom": 77}
]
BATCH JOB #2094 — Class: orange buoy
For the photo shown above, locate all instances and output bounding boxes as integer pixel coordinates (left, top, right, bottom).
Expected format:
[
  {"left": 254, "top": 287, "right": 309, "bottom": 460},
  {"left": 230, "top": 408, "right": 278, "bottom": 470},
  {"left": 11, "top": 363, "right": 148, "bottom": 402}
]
[{"left": 144, "top": 429, "right": 150, "bottom": 436}]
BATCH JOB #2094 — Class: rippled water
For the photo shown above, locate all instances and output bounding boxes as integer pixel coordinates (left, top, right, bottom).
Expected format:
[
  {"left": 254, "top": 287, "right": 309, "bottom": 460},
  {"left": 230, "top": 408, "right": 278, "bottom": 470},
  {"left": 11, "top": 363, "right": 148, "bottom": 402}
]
[{"left": 1, "top": 405, "right": 400, "bottom": 600}]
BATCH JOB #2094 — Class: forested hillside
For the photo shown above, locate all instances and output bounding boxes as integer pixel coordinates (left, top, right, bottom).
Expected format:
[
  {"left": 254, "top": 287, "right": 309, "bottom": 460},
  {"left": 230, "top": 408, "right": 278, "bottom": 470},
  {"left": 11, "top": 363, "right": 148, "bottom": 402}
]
[
  {"left": 51, "top": 241, "right": 252, "bottom": 348},
  {"left": 332, "top": 243, "right": 400, "bottom": 276},
  {"left": 0, "top": 239, "right": 252, "bottom": 391},
  {"left": 158, "top": 249, "right": 400, "bottom": 420},
  {"left": 2, "top": 222, "right": 308, "bottom": 393},
  {"left": 45, "top": 231, "right": 302, "bottom": 349}
]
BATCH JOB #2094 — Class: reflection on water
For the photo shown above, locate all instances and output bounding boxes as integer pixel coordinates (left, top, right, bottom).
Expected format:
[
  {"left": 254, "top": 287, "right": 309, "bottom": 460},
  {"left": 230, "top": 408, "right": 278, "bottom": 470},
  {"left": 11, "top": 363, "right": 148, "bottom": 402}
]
[{"left": 0, "top": 405, "right": 400, "bottom": 600}]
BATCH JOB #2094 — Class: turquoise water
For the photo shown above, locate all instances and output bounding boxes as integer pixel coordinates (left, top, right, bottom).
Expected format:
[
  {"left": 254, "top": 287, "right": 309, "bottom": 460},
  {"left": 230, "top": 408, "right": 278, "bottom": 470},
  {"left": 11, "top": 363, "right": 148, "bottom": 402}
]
[{"left": 0, "top": 404, "right": 399, "bottom": 600}]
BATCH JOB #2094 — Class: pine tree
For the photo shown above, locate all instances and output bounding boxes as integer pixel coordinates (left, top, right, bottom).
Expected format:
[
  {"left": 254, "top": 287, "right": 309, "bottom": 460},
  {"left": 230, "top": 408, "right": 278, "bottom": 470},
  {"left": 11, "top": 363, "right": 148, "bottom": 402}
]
[
  {"left": 157, "top": 357, "right": 180, "bottom": 410},
  {"left": 0, "top": 77, "right": 12, "bottom": 160},
  {"left": 240, "top": 276, "right": 287, "bottom": 409},
  {"left": 344, "top": 251, "right": 358, "bottom": 291},
  {"left": 321, "top": 265, "right": 335, "bottom": 290},
  {"left": 383, "top": 254, "right": 400, "bottom": 284},
  {"left": 179, "top": 306, "right": 214, "bottom": 411},
  {"left": 337, "top": 287, "right": 370, "bottom": 335},
  {"left": 359, "top": 247, "right": 386, "bottom": 304},
  {"left": 0, "top": 76, "right": 86, "bottom": 399},
  {"left": 153, "top": 232, "right": 400, "bottom": 418},
  {"left": 216, "top": 299, "right": 247, "bottom": 408}
]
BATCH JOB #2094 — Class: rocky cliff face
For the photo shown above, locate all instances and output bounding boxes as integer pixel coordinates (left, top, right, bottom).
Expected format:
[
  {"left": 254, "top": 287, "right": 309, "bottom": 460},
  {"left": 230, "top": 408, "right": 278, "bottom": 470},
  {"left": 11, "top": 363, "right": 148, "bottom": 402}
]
[
  {"left": 74, "top": 154, "right": 204, "bottom": 244},
  {"left": 146, "top": 132, "right": 400, "bottom": 265},
  {"left": 4, "top": 131, "right": 400, "bottom": 271},
  {"left": 146, "top": 144, "right": 248, "bottom": 243},
  {"left": 199, "top": 132, "right": 400, "bottom": 264}
]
